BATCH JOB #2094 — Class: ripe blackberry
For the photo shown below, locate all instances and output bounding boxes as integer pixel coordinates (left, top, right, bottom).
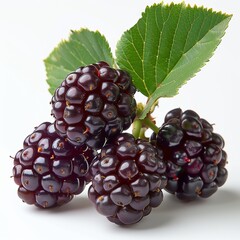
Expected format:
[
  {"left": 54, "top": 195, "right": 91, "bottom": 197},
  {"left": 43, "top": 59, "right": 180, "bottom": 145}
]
[
  {"left": 88, "top": 133, "right": 167, "bottom": 225},
  {"left": 12, "top": 122, "right": 97, "bottom": 208},
  {"left": 151, "top": 108, "right": 228, "bottom": 201},
  {"left": 51, "top": 62, "right": 137, "bottom": 149}
]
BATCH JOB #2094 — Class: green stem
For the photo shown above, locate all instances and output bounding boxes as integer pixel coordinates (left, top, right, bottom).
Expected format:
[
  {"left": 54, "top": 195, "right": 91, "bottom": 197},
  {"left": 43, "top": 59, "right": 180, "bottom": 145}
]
[
  {"left": 132, "top": 119, "right": 142, "bottom": 139},
  {"left": 133, "top": 102, "right": 159, "bottom": 139},
  {"left": 142, "top": 117, "right": 159, "bottom": 133},
  {"left": 139, "top": 128, "right": 147, "bottom": 140}
]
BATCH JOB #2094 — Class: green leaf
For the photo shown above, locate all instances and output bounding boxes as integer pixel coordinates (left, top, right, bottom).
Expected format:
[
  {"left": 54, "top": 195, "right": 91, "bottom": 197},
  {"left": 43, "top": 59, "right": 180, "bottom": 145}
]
[
  {"left": 44, "top": 28, "right": 114, "bottom": 95},
  {"left": 116, "top": 2, "right": 232, "bottom": 119}
]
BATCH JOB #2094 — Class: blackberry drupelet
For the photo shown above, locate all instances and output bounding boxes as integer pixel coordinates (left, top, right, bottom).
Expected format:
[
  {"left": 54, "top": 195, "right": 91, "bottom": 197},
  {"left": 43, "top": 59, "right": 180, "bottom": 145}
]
[
  {"left": 51, "top": 62, "right": 137, "bottom": 150},
  {"left": 12, "top": 122, "right": 97, "bottom": 208},
  {"left": 151, "top": 108, "right": 228, "bottom": 201},
  {"left": 88, "top": 133, "right": 167, "bottom": 225}
]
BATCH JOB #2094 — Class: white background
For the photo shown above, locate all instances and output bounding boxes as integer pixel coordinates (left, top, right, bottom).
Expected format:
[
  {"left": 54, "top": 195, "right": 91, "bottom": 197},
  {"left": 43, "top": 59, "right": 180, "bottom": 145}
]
[{"left": 0, "top": 0, "right": 239, "bottom": 239}]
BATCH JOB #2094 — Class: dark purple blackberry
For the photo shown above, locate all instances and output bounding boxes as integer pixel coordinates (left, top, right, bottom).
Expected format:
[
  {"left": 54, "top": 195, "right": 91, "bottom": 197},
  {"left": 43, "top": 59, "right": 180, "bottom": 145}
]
[
  {"left": 151, "top": 108, "right": 228, "bottom": 201},
  {"left": 51, "top": 62, "right": 137, "bottom": 149},
  {"left": 88, "top": 133, "right": 167, "bottom": 225},
  {"left": 12, "top": 122, "right": 97, "bottom": 208}
]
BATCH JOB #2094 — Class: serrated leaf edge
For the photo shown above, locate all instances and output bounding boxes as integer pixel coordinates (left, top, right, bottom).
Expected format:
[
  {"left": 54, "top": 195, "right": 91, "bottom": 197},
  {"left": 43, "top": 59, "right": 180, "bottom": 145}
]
[{"left": 139, "top": 15, "right": 232, "bottom": 119}]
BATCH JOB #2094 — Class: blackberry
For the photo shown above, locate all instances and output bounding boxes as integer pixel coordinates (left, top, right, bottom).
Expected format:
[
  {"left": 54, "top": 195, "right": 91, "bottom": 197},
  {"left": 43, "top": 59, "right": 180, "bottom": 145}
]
[
  {"left": 12, "top": 122, "right": 97, "bottom": 208},
  {"left": 151, "top": 108, "right": 228, "bottom": 201},
  {"left": 51, "top": 62, "right": 137, "bottom": 149},
  {"left": 88, "top": 133, "right": 167, "bottom": 225}
]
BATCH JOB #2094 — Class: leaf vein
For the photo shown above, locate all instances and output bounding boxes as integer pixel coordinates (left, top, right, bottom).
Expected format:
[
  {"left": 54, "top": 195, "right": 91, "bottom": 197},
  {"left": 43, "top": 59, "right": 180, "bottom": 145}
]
[
  {"left": 167, "top": 5, "right": 183, "bottom": 74},
  {"left": 63, "top": 42, "right": 87, "bottom": 68},
  {"left": 154, "top": 18, "right": 228, "bottom": 97},
  {"left": 72, "top": 38, "right": 99, "bottom": 63},
  {"left": 142, "top": 11, "right": 151, "bottom": 96},
  {"left": 126, "top": 29, "right": 149, "bottom": 94},
  {"left": 118, "top": 41, "right": 144, "bottom": 85}
]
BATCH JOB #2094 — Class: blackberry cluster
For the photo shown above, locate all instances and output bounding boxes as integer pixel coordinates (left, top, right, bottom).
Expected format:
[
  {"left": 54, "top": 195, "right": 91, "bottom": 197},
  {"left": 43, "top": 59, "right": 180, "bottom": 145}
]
[
  {"left": 88, "top": 133, "right": 167, "bottom": 225},
  {"left": 11, "top": 58, "right": 229, "bottom": 225},
  {"left": 12, "top": 122, "right": 97, "bottom": 208},
  {"left": 151, "top": 108, "right": 228, "bottom": 201},
  {"left": 51, "top": 61, "right": 137, "bottom": 149}
]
